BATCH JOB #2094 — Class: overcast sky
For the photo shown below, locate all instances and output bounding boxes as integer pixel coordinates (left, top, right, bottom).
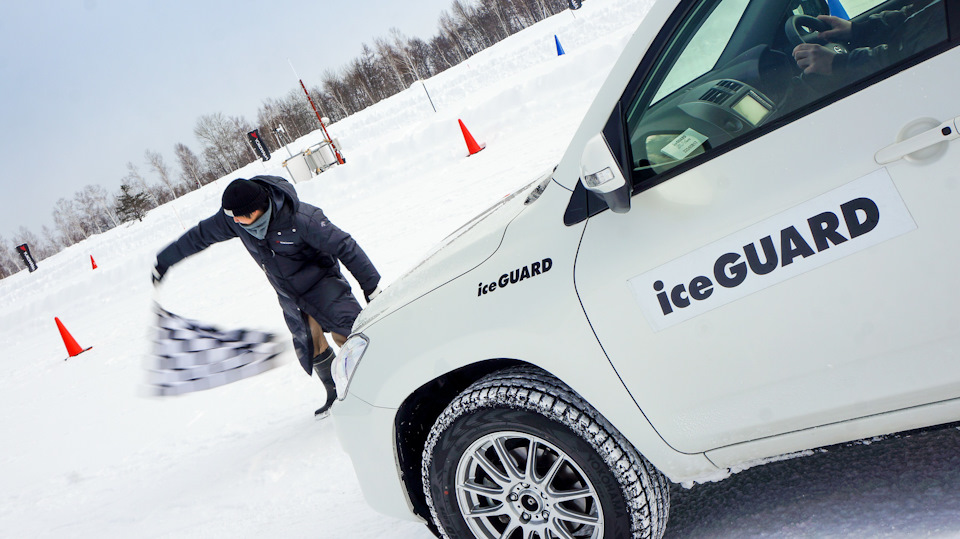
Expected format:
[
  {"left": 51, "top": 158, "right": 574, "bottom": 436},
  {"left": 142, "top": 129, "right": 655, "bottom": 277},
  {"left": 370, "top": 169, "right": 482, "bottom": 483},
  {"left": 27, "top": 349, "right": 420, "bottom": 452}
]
[{"left": 0, "top": 0, "right": 456, "bottom": 241}]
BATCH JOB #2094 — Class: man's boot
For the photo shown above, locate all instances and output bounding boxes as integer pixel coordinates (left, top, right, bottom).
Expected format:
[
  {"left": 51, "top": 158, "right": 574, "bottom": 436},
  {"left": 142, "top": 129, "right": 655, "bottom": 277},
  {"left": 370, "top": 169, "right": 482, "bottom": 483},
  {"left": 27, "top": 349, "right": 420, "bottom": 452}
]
[{"left": 313, "top": 347, "right": 337, "bottom": 418}]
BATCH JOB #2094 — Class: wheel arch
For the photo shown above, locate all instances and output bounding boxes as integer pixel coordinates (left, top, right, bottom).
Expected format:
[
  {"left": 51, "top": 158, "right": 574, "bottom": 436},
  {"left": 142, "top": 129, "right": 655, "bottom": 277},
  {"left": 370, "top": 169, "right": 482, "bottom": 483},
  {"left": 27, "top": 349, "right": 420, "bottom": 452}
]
[{"left": 393, "top": 358, "right": 542, "bottom": 526}]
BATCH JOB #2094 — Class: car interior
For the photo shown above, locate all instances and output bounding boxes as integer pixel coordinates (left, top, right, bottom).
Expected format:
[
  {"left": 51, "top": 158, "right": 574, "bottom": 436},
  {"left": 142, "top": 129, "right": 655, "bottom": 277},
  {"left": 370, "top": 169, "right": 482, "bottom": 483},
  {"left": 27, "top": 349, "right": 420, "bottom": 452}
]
[{"left": 624, "top": 0, "right": 948, "bottom": 183}]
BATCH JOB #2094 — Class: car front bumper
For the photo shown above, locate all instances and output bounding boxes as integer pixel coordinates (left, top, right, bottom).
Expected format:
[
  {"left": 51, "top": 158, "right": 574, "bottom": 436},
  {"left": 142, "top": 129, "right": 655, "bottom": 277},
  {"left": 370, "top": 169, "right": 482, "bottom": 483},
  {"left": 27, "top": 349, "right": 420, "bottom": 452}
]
[{"left": 333, "top": 391, "right": 424, "bottom": 523}]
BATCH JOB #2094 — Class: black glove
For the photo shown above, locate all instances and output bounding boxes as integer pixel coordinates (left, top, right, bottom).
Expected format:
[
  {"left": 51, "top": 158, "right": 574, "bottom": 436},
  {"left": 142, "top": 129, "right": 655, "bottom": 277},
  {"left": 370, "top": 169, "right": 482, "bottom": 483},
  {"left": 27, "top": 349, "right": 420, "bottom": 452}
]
[
  {"left": 364, "top": 285, "right": 382, "bottom": 304},
  {"left": 152, "top": 258, "right": 168, "bottom": 286}
]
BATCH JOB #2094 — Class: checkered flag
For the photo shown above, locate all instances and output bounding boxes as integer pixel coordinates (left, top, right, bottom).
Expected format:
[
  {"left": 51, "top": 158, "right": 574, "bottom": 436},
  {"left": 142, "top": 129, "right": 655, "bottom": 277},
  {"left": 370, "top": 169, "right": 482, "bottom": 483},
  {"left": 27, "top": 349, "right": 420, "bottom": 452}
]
[{"left": 147, "top": 303, "right": 286, "bottom": 396}]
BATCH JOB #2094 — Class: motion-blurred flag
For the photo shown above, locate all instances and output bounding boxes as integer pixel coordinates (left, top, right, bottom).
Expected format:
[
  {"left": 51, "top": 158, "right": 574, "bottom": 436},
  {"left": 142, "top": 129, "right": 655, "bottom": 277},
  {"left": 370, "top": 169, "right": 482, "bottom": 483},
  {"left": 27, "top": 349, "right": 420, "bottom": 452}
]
[{"left": 147, "top": 303, "right": 285, "bottom": 396}]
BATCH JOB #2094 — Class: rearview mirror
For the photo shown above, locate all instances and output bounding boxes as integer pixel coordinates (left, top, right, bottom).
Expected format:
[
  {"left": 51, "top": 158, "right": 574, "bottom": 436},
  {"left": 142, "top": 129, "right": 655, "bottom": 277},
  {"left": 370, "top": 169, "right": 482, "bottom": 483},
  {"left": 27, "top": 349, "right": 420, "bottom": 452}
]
[{"left": 580, "top": 133, "right": 631, "bottom": 214}]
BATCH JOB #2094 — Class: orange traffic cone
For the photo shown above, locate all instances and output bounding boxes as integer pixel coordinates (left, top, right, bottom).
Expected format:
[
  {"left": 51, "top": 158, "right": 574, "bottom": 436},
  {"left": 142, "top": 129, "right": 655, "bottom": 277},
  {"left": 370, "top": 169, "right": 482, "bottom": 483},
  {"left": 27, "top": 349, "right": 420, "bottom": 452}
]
[
  {"left": 90, "top": 255, "right": 97, "bottom": 270},
  {"left": 459, "top": 119, "right": 486, "bottom": 156},
  {"left": 55, "top": 317, "right": 92, "bottom": 360}
]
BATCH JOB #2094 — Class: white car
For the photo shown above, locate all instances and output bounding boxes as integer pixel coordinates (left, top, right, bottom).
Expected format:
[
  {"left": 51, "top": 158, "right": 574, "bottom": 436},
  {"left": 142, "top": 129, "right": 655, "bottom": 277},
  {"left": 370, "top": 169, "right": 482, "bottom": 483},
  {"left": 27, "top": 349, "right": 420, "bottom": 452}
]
[{"left": 332, "top": 0, "right": 960, "bottom": 537}]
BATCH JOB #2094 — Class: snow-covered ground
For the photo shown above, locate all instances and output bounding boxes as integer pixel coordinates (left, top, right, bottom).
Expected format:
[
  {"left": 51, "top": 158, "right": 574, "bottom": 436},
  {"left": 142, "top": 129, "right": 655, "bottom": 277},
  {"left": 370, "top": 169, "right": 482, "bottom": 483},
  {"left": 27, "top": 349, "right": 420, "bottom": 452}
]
[{"left": 2, "top": 0, "right": 959, "bottom": 537}]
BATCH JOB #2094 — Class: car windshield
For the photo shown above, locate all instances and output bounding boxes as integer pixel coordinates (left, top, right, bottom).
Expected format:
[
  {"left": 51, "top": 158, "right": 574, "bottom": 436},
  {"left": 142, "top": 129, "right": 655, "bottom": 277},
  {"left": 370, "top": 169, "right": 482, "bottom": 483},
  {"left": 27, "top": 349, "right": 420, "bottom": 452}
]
[{"left": 651, "top": 0, "right": 751, "bottom": 104}]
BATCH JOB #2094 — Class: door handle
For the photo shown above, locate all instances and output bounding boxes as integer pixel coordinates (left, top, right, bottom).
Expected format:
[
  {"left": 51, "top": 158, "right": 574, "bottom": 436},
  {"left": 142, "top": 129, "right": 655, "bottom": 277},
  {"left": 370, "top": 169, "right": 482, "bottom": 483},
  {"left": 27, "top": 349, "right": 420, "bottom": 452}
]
[{"left": 875, "top": 116, "right": 959, "bottom": 165}]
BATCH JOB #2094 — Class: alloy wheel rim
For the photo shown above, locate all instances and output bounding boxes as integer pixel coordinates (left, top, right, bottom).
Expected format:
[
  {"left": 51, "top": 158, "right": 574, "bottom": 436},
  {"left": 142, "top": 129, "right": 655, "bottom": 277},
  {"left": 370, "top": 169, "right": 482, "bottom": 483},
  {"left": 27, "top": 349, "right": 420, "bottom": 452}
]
[{"left": 453, "top": 430, "right": 603, "bottom": 539}]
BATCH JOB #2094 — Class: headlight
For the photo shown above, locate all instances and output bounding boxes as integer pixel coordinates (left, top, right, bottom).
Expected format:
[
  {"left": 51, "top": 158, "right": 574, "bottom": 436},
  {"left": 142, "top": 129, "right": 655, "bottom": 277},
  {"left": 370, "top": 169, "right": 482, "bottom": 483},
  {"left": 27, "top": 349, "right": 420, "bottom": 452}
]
[{"left": 332, "top": 334, "right": 369, "bottom": 400}]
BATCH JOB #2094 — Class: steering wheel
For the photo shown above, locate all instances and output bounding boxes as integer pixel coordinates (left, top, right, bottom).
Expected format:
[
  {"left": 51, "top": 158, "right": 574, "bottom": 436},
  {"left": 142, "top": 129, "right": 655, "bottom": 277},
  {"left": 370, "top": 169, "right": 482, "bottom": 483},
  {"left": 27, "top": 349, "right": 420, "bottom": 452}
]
[
  {"left": 785, "top": 14, "right": 848, "bottom": 52},
  {"left": 784, "top": 15, "right": 829, "bottom": 46}
]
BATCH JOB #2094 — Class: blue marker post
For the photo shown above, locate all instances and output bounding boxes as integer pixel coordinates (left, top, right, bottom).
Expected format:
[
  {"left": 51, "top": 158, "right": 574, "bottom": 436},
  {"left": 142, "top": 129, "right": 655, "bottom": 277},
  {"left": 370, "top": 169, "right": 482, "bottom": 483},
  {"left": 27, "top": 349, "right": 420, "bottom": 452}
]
[
  {"left": 555, "top": 35, "right": 566, "bottom": 56},
  {"left": 826, "top": 0, "right": 850, "bottom": 19}
]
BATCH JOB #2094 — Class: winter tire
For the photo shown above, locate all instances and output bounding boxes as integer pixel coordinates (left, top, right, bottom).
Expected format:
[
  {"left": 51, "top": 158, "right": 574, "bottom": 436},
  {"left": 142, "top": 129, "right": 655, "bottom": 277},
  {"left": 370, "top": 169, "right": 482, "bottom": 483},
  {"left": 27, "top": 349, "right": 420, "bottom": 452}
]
[{"left": 422, "top": 367, "right": 669, "bottom": 539}]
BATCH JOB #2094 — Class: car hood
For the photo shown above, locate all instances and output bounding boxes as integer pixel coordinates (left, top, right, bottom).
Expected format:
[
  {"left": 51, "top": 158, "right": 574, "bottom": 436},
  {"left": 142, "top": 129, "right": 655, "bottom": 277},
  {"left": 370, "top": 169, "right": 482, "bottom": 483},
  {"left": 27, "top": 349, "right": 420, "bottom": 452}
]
[{"left": 354, "top": 170, "right": 554, "bottom": 332}]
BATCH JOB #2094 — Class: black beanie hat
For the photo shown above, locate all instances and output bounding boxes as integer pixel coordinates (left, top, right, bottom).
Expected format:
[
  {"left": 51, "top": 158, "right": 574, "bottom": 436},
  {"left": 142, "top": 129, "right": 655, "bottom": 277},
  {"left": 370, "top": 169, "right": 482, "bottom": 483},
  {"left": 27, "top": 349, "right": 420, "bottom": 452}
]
[{"left": 222, "top": 179, "right": 268, "bottom": 217}]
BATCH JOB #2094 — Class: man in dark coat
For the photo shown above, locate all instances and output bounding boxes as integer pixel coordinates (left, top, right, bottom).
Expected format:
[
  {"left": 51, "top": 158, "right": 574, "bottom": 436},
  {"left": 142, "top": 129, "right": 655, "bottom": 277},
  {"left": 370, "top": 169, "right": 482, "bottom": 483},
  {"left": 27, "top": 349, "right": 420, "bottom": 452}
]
[
  {"left": 152, "top": 175, "right": 381, "bottom": 417},
  {"left": 792, "top": 0, "right": 946, "bottom": 77}
]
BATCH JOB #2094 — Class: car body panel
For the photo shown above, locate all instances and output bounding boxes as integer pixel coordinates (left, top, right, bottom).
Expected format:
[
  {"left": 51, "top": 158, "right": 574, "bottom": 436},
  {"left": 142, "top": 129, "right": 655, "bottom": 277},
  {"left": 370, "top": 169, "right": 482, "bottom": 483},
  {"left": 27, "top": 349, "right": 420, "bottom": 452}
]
[
  {"left": 332, "top": 0, "right": 960, "bottom": 523},
  {"left": 353, "top": 172, "right": 553, "bottom": 334},
  {"left": 343, "top": 181, "right": 723, "bottom": 482},
  {"left": 573, "top": 8, "right": 960, "bottom": 455}
]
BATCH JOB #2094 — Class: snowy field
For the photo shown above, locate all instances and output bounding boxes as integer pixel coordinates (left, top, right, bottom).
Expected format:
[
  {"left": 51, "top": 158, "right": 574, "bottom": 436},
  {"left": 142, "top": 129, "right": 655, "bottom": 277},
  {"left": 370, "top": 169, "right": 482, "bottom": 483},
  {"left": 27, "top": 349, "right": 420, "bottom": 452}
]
[{"left": 2, "top": 0, "right": 959, "bottom": 537}]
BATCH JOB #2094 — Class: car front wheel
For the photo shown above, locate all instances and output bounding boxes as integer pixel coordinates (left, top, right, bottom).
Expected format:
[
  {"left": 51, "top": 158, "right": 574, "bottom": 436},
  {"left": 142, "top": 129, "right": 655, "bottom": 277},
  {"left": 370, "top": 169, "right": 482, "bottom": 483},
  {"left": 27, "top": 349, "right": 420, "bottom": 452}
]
[{"left": 422, "top": 367, "right": 669, "bottom": 539}]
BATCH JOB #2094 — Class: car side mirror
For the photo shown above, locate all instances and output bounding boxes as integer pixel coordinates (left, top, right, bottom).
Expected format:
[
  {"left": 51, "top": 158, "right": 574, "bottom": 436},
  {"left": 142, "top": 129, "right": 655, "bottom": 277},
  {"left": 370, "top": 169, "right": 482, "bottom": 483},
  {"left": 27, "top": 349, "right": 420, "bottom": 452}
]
[{"left": 580, "top": 133, "right": 631, "bottom": 214}]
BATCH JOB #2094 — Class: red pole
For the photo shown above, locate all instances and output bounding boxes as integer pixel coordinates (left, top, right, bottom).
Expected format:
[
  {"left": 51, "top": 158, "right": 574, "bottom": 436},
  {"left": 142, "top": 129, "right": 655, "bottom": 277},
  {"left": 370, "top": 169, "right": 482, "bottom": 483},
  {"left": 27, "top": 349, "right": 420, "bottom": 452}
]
[{"left": 298, "top": 79, "right": 345, "bottom": 165}]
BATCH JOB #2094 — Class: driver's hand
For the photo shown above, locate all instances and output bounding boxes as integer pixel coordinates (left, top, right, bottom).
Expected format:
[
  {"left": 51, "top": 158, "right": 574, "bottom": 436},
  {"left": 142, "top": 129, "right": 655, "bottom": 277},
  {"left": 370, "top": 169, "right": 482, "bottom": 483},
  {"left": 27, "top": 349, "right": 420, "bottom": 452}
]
[
  {"left": 815, "top": 15, "right": 852, "bottom": 42},
  {"left": 793, "top": 43, "right": 838, "bottom": 75}
]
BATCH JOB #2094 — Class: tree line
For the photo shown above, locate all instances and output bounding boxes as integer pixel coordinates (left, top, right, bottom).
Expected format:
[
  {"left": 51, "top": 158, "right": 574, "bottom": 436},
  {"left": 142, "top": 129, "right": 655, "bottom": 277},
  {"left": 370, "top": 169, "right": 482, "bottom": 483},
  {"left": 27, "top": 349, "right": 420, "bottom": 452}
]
[{"left": 0, "top": 0, "right": 578, "bottom": 279}]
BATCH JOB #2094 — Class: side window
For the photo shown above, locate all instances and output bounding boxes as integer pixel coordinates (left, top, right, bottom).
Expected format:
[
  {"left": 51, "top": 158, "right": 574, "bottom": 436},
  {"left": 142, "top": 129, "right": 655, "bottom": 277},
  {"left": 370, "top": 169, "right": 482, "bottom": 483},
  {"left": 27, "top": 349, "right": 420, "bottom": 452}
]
[
  {"left": 651, "top": 0, "right": 751, "bottom": 104},
  {"left": 623, "top": 0, "right": 949, "bottom": 185},
  {"left": 837, "top": 0, "right": 888, "bottom": 17}
]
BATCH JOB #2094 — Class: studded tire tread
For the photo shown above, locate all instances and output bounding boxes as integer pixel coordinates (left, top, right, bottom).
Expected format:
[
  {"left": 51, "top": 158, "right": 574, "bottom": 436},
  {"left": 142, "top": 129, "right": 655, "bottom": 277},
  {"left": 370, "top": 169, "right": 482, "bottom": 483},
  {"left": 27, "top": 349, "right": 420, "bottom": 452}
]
[{"left": 421, "top": 366, "right": 669, "bottom": 539}]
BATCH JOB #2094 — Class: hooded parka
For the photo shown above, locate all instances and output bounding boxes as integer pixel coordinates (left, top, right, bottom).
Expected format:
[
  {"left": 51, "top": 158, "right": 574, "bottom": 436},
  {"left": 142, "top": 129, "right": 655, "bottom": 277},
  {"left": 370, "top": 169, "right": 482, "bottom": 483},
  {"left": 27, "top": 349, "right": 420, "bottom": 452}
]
[{"left": 156, "top": 175, "right": 380, "bottom": 373}]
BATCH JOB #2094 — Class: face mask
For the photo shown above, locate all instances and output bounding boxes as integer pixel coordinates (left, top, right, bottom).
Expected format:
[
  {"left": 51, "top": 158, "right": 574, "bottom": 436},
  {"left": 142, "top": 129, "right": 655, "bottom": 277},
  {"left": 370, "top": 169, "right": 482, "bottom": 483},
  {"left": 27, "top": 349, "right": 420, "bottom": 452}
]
[{"left": 239, "top": 201, "right": 272, "bottom": 240}]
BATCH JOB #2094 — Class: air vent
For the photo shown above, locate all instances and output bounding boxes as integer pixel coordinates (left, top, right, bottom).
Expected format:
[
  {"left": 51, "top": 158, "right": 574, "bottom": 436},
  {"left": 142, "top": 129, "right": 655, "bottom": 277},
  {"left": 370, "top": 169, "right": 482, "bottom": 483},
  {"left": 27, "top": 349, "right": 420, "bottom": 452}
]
[
  {"left": 716, "top": 80, "right": 743, "bottom": 91},
  {"left": 700, "top": 88, "right": 730, "bottom": 105}
]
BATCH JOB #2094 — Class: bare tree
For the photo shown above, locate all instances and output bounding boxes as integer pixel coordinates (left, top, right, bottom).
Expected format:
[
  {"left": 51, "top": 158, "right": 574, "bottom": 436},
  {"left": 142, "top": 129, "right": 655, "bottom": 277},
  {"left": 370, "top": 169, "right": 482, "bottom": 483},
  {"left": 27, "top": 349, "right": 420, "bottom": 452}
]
[
  {"left": 452, "top": 0, "right": 491, "bottom": 52},
  {"left": 14, "top": 226, "right": 54, "bottom": 261},
  {"left": 428, "top": 34, "right": 457, "bottom": 71},
  {"left": 194, "top": 113, "right": 249, "bottom": 172},
  {"left": 52, "top": 198, "right": 87, "bottom": 246},
  {"left": 0, "top": 235, "right": 21, "bottom": 278},
  {"left": 298, "top": 87, "right": 330, "bottom": 131},
  {"left": 258, "top": 93, "right": 311, "bottom": 146},
  {"left": 228, "top": 115, "right": 260, "bottom": 163},
  {"left": 309, "top": 86, "right": 346, "bottom": 124},
  {"left": 405, "top": 37, "right": 441, "bottom": 79},
  {"left": 145, "top": 149, "right": 181, "bottom": 199},
  {"left": 175, "top": 143, "right": 209, "bottom": 189},
  {"left": 374, "top": 35, "right": 409, "bottom": 92},
  {"left": 40, "top": 225, "right": 64, "bottom": 254},
  {"left": 346, "top": 45, "right": 388, "bottom": 106},
  {"left": 71, "top": 193, "right": 103, "bottom": 235},
  {"left": 75, "top": 184, "right": 119, "bottom": 233},
  {"left": 390, "top": 28, "right": 435, "bottom": 83},
  {"left": 487, "top": 0, "right": 516, "bottom": 39},
  {"left": 510, "top": 0, "right": 540, "bottom": 27},
  {"left": 438, "top": 10, "right": 471, "bottom": 63},
  {"left": 321, "top": 69, "right": 353, "bottom": 118}
]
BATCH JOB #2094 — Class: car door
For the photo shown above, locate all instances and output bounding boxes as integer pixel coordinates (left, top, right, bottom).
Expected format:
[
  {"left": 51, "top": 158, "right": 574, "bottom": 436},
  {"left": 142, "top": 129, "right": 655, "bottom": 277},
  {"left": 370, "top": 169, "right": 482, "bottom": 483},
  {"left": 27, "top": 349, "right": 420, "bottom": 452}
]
[{"left": 572, "top": 0, "right": 960, "bottom": 454}]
